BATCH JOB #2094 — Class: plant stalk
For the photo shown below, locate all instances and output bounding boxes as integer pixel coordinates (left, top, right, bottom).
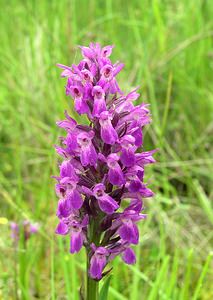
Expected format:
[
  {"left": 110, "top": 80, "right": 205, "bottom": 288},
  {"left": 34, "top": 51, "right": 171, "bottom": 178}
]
[
  {"left": 86, "top": 216, "right": 100, "bottom": 300},
  {"left": 86, "top": 258, "right": 99, "bottom": 300}
]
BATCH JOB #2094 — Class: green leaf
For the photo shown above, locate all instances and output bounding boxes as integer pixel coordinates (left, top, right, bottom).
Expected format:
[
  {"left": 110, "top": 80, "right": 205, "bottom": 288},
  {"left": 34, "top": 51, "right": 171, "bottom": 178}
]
[
  {"left": 148, "top": 256, "right": 170, "bottom": 300},
  {"left": 192, "top": 252, "right": 213, "bottom": 300},
  {"left": 99, "top": 276, "right": 111, "bottom": 300},
  {"left": 193, "top": 180, "right": 213, "bottom": 226},
  {"left": 180, "top": 249, "right": 194, "bottom": 300}
]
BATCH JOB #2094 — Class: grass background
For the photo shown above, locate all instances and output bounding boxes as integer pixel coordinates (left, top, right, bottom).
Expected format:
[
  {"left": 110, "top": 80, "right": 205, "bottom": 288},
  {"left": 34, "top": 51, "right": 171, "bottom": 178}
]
[{"left": 0, "top": 0, "right": 213, "bottom": 299}]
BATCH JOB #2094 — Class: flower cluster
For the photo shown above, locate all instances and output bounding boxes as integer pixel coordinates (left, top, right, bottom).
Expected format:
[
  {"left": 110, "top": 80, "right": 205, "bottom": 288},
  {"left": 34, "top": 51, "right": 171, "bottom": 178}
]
[
  {"left": 10, "top": 220, "right": 39, "bottom": 243},
  {"left": 54, "top": 43, "right": 155, "bottom": 280}
]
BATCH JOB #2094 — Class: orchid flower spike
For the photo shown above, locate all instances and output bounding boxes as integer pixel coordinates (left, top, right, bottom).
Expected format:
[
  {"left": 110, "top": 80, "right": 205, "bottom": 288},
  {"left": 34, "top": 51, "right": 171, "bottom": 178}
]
[{"left": 54, "top": 43, "right": 155, "bottom": 283}]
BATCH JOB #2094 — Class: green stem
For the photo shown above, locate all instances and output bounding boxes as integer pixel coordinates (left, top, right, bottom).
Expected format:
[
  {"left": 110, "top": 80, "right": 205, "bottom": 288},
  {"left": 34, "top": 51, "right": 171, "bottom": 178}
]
[
  {"left": 14, "top": 244, "right": 19, "bottom": 300},
  {"left": 87, "top": 259, "right": 99, "bottom": 300},
  {"left": 19, "top": 232, "right": 27, "bottom": 300},
  {"left": 86, "top": 216, "right": 100, "bottom": 300}
]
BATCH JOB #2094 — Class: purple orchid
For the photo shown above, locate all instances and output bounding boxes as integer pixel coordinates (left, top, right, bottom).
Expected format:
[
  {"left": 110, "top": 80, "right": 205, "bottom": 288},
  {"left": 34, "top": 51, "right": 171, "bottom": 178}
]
[
  {"left": 89, "top": 245, "right": 109, "bottom": 280},
  {"left": 77, "top": 131, "right": 98, "bottom": 166},
  {"left": 122, "top": 248, "right": 136, "bottom": 264},
  {"left": 54, "top": 43, "right": 155, "bottom": 290},
  {"left": 99, "top": 111, "right": 118, "bottom": 145},
  {"left": 10, "top": 220, "right": 40, "bottom": 243},
  {"left": 106, "top": 153, "right": 125, "bottom": 186},
  {"left": 93, "top": 183, "right": 119, "bottom": 214},
  {"left": 56, "top": 214, "right": 88, "bottom": 253}
]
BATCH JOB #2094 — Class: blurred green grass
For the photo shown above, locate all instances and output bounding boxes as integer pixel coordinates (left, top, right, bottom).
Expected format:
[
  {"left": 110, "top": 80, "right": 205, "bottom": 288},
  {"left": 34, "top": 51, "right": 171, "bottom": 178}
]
[{"left": 0, "top": 0, "right": 213, "bottom": 299}]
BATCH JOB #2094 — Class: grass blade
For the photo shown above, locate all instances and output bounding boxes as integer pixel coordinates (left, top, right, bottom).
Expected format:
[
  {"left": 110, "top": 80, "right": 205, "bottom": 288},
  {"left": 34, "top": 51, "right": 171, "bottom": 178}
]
[
  {"left": 99, "top": 275, "right": 111, "bottom": 300},
  {"left": 192, "top": 252, "right": 213, "bottom": 300},
  {"left": 147, "top": 256, "right": 170, "bottom": 300}
]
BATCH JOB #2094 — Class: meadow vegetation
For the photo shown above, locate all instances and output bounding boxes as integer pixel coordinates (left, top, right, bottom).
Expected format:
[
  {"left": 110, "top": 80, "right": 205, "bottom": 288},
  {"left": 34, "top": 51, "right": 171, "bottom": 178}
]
[{"left": 0, "top": 1, "right": 212, "bottom": 299}]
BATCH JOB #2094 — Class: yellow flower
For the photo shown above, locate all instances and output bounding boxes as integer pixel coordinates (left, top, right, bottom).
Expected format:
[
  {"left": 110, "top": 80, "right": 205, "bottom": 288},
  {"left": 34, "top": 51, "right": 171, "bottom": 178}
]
[{"left": 0, "top": 217, "right": 8, "bottom": 225}]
